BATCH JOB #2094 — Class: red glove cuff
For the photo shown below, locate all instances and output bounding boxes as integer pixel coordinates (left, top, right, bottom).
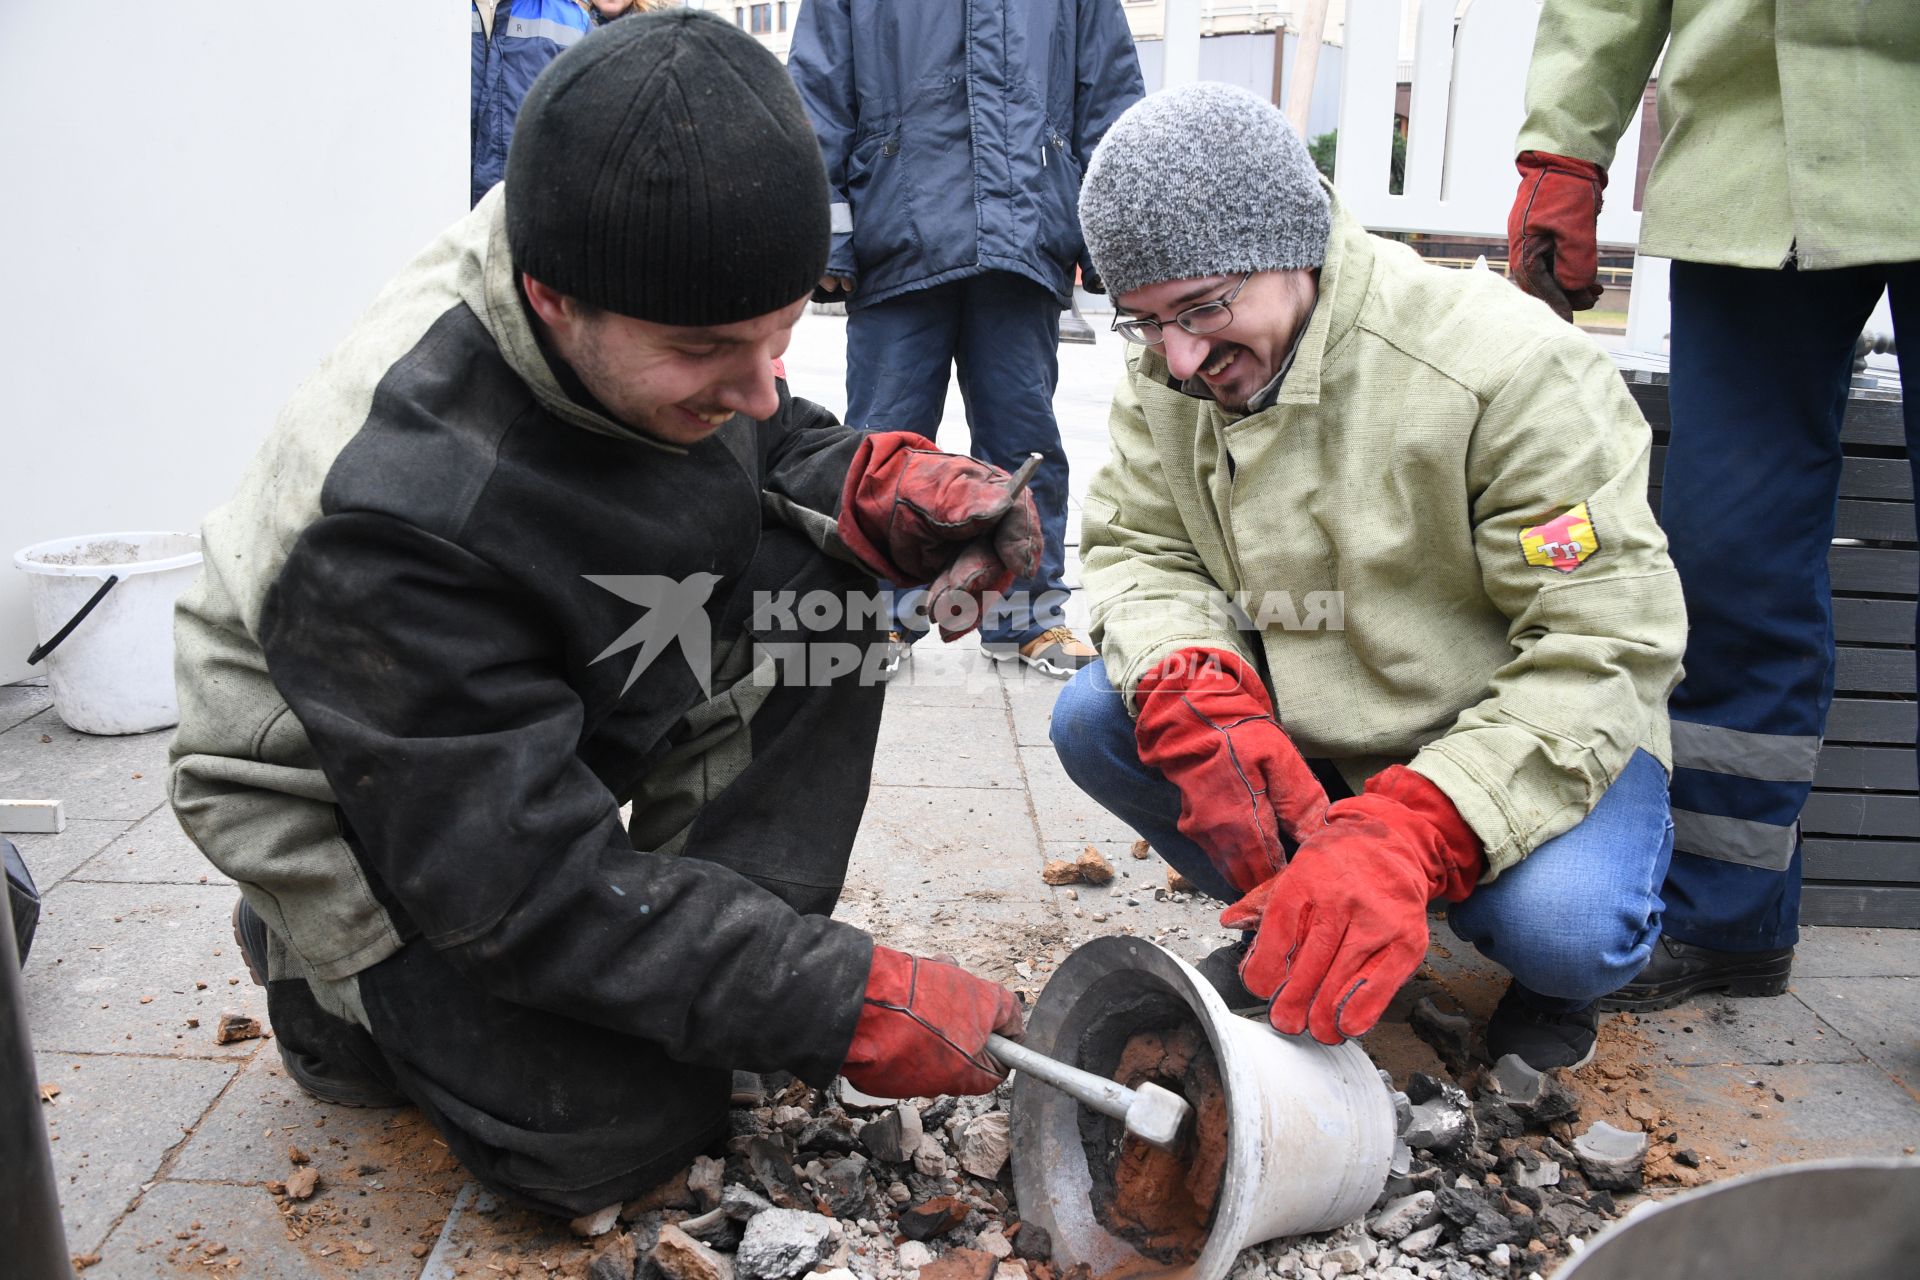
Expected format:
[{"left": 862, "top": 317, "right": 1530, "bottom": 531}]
[
  {"left": 1136, "top": 646, "right": 1272, "bottom": 714},
  {"left": 1515, "top": 150, "right": 1607, "bottom": 191},
  {"left": 1362, "top": 766, "right": 1484, "bottom": 901}
]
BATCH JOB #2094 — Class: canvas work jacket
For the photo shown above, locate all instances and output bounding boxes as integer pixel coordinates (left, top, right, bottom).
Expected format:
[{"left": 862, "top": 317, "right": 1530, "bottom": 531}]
[
  {"left": 168, "top": 189, "right": 873, "bottom": 1085},
  {"left": 1518, "top": 0, "right": 1920, "bottom": 270},
  {"left": 1082, "top": 202, "right": 1687, "bottom": 876}
]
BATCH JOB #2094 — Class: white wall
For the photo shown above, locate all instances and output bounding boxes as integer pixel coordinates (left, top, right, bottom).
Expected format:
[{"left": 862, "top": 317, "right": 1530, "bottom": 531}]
[{"left": 0, "top": 7, "right": 468, "bottom": 684}]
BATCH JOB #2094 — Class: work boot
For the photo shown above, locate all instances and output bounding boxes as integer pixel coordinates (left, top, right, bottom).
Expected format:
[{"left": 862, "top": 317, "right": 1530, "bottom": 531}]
[
  {"left": 876, "top": 630, "right": 911, "bottom": 681},
  {"left": 982, "top": 626, "right": 1098, "bottom": 679},
  {"left": 231, "top": 898, "right": 405, "bottom": 1108},
  {"left": 1485, "top": 981, "right": 1598, "bottom": 1071},
  {"left": 1597, "top": 935, "right": 1793, "bottom": 1012},
  {"left": 1195, "top": 937, "right": 1263, "bottom": 1014}
]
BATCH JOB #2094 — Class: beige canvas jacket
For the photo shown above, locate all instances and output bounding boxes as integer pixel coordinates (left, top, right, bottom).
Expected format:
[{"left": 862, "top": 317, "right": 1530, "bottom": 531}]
[
  {"left": 1518, "top": 0, "right": 1920, "bottom": 270},
  {"left": 1082, "top": 203, "right": 1687, "bottom": 876}
]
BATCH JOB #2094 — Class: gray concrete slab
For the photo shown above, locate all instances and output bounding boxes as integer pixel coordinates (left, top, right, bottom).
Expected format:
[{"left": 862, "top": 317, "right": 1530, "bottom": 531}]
[
  {"left": 1, "top": 682, "right": 54, "bottom": 732},
  {"left": 425, "top": 1186, "right": 592, "bottom": 1280},
  {"left": 1644, "top": 1060, "right": 1920, "bottom": 1170},
  {"left": 1041, "top": 838, "right": 1238, "bottom": 970},
  {"left": 872, "top": 703, "right": 1022, "bottom": 791},
  {"left": 1005, "top": 671, "right": 1065, "bottom": 748},
  {"left": 71, "top": 803, "right": 230, "bottom": 886},
  {"left": 1792, "top": 976, "right": 1920, "bottom": 1087},
  {"left": 6, "top": 817, "right": 134, "bottom": 889},
  {"left": 168, "top": 1054, "right": 461, "bottom": 1196},
  {"left": 879, "top": 640, "right": 1007, "bottom": 708},
  {"left": 1625, "top": 992, "right": 1862, "bottom": 1068},
  {"left": 35, "top": 1049, "right": 239, "bottom": 1254},
  {"left": 0, "top": 714, "right": 171, "bottom": 821},
  {"left": 1795, "top": 925, "right": 1920, "bottom": 978},
  {"left": 847, "top": 782, "right": 1041, "bottom": 902},
  {"left": 23, "top": 881, "right": 265, "bottom": 1058},
  {"left": 1018, "top": 744, "right": 1141, "bottom": 845},
  {"left": 90, "top": 1178, "right": 449, "bottom": 1278}
]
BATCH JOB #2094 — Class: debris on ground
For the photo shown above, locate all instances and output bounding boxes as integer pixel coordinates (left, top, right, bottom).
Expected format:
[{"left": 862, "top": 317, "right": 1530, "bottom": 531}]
[
  {"left": 1128, "top": 840, "right": 1151, "bottom": 861},
  {"left": 213, "top": 1012, "right": 264, "bottom": 1044},
  {"left": 1040, "top": 845, "right": 1114, "bottom": 887}
]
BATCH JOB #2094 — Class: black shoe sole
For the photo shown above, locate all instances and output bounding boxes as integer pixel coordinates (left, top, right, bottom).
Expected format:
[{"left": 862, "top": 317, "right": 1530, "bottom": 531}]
[
  {"left": 230, "top": 899, "right": 405, "bottom": 1109},
  {"left": 1597, "top": 958, "right": 1792, "bottom": 1013}
]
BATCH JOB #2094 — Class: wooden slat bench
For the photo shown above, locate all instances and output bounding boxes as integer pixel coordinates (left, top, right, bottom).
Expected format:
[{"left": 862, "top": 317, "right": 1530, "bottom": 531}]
[{"left": 1621, "top": 360, "right": 1918, "bottom": 928}]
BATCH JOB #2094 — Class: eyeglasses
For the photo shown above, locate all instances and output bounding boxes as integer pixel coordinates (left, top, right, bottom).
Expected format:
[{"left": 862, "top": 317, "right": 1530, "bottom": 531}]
[{"left": 1111, "top": 273, "right": 1253, "bottom": 346}]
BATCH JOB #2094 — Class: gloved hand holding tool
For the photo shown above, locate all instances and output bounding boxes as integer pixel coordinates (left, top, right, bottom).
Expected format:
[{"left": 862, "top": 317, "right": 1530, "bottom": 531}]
[
  {"left": 1506, "top": 150, "right": 1607, "bottom": 321},
  {"left": 838, "top": 436, "right": 1044, "bottom": 640},
  {"left": 840, "top": 947, "right": 1025, "bottom": 1098},
  {"left": 1220, "top": 765, "right": 1483, "bottom": 1043},
  {"left": 1133, "top": 647, "right": 1330, "bottom": 897}
]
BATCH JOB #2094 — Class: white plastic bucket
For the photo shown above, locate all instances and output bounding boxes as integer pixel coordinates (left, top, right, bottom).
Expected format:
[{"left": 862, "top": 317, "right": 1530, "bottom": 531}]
[{"left": 13, "top": 532, "right": 203, "bottom": 736}]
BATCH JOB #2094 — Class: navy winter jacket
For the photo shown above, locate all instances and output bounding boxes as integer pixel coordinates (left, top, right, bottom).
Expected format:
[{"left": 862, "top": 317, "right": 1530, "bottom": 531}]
[
  {"left": 788, "top": 0, "right": 1143, "bottom": 310},
  {"left": 471, "top": 0, "right": 592, "bottom": 208}
]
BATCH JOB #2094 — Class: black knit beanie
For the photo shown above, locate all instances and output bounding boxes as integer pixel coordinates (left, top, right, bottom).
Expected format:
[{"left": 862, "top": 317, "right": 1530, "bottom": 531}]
[{"left": 505, "top": 9, "right": 829, "bottom": 325}]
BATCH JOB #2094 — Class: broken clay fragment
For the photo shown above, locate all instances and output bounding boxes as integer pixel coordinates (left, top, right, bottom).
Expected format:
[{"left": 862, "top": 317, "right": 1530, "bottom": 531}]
[{"left": 214, "top": 1013, "right": 263, "bottom": 1044}]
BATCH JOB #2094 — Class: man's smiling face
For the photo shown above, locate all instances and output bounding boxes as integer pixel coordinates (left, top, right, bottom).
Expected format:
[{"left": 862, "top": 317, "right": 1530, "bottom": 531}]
[
  {"left": 523, "top": 274, "right": 809, "bottom": 445},
  {"left": 1114, "top": 268, "right": 1318, "bottom": 411}
]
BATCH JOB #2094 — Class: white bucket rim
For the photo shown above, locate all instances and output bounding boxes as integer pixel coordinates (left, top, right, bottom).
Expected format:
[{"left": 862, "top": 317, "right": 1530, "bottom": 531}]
[{"left": 13, "top": 531, "right": 203, "bottom": 579}]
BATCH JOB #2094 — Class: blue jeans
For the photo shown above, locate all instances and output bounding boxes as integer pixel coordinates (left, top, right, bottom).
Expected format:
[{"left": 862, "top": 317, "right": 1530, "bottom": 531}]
[
  {"left": 1050, "top": 661, "right": 1675, "bottom": 1008},
  {"left": 1661, "top": 259, "right": 1919, "bottom": 951},
  {"left": 845, "top": 270, "right": 1070, "bottom": 646}
]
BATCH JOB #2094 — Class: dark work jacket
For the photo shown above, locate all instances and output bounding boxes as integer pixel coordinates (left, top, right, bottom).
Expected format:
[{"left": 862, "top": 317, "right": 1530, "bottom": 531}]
[
  {"left": 169, "top": 190, "right": 873, "bottom": 1086},
  {"left": 788, "top": 0, "right": 1143, "bottom": 309}
]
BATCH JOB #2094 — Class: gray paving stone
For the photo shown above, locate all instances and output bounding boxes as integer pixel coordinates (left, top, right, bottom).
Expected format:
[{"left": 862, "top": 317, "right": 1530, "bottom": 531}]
[
  {"left": 1792, "top": 976, "right": 1920, "bottom": 1084},
  {"left": 872, "top": 703, "right": 1020, "bottom": 790},
  {"left": 6, "top": 817, "right": 133, "bottom": 889},
  {"left": 880, "top": 640, "right": 1006, "bottom": 708},
  {"left": 0, "top": 713, "right": 171, "bottom": 820},
  {"left": 1647, "top": 1060, "right": 1920, "bottom": 1169},
  {"left": 1628, "top": 991, "right": 1863, "bottom": 1067},
  {"left": 171, "top": 1053, "right": 465, "bottom": 1196},
  {"left": 35, "top": 1049, "right": 238, "bottom": 1254},
  {"left": 1004, "top": 673, "right": 1065, "bottom": 748},
  {"left": 1040, "top": 838, "right": 1227, "bottom": 948},
  {"left": 71, "top": 805, "right": 228, "bottom": 886},
  {"left": 1795, "top": 926, "right": 1920, "bottom": 978},
  {"left": 1018, "top": 745, "right": 1141, "bottom": 845},
  {"left": 90, "top": 1177, "right": 449, "bottom": 1277},
  {"left": 22, "top": 881, "right": 264, "bottom": 1058},
  {"left": 1, "top": 682, "right": 54, "bottom": 732},
  {"left": 847, "top": 783, "right": 1041, "bottom": 902},
  {"left": 425, "top": 1186, "right": 584, "bottom": 1280}
]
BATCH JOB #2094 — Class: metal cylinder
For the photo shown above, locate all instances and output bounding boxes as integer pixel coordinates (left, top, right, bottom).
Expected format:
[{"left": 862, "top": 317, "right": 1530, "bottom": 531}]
[{"left": 0, "top": 901, "right": 73, "bottom": 1278}]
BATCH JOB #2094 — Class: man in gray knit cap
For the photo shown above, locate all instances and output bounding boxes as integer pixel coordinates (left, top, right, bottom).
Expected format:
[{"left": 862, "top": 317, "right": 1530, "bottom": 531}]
[{"left": 1049, "top": 82, "right": 1688, "bottom": 1071}]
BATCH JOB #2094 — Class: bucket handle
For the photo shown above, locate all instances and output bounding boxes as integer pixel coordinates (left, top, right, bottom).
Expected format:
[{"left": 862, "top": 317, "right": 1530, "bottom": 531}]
[{"left": 25, "top": 574, "right": 120, "bottom": 665}]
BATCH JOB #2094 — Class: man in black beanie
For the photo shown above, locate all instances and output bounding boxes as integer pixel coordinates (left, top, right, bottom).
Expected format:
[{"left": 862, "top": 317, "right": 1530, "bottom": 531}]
[{"left": 170, "top": 11, "right": 1033, "bottom": 1217}]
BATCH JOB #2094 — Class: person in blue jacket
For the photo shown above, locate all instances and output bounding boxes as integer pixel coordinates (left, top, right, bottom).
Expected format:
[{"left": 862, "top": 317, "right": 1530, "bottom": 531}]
[
  {"left": 789, "top": 0, "right": 1144, "bottom": 678},
  {"left": 471, "top": 1, "right": 593, "bottom": 208}
]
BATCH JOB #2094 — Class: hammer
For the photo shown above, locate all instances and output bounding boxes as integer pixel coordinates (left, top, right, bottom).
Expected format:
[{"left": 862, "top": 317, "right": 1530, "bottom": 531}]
[{"left": 987, "top": 1033, "right": 1193, "bottom": 1151}]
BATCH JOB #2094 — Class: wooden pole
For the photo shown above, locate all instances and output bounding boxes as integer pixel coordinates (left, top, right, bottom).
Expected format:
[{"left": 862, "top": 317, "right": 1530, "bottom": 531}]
[{"left": 1284, "top": 0, "right": 1331, "bottom": 138}]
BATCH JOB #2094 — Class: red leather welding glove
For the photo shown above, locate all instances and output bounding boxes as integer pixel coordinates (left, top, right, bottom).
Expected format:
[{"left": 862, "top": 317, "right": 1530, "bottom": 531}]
[
  {"left": 1221, "top": 766, "right": 1483, "bottom": 1044},
  {"left": 837, "top": 432, "right": 1045, "bottom": 640},
  {"left": 1507, "top": 151, "right": 1607, "bottom": 321},
  {"left": 840, "top": 947, "right": 1026, "bottom": 1099},
  {"left": 1134, "top": 648, "right": 1330, "bottom": 898}
]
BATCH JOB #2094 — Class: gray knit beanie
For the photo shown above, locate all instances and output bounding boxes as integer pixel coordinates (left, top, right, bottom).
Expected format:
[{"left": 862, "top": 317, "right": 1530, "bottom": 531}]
[{"left": 1079, "top": 82, "right": 1331, "bottom": 299}]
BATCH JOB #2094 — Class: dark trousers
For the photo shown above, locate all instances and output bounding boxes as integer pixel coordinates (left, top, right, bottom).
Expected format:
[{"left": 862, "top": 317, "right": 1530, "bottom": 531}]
[
  {"left": 265, "top": 530, "right": 885, "bottom": 1216},
  {"left": 1661, "top": 259, "right": 1919, "bottom": 951},
  {"left": 845, "top": 270, "right": 1071, "bottom": 645}
]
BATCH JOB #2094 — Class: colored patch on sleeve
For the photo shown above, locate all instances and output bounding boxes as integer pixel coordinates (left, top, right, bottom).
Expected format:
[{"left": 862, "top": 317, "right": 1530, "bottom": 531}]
[{"left": 1520, "top": 502, "right": 1599, "bottom": 572}]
